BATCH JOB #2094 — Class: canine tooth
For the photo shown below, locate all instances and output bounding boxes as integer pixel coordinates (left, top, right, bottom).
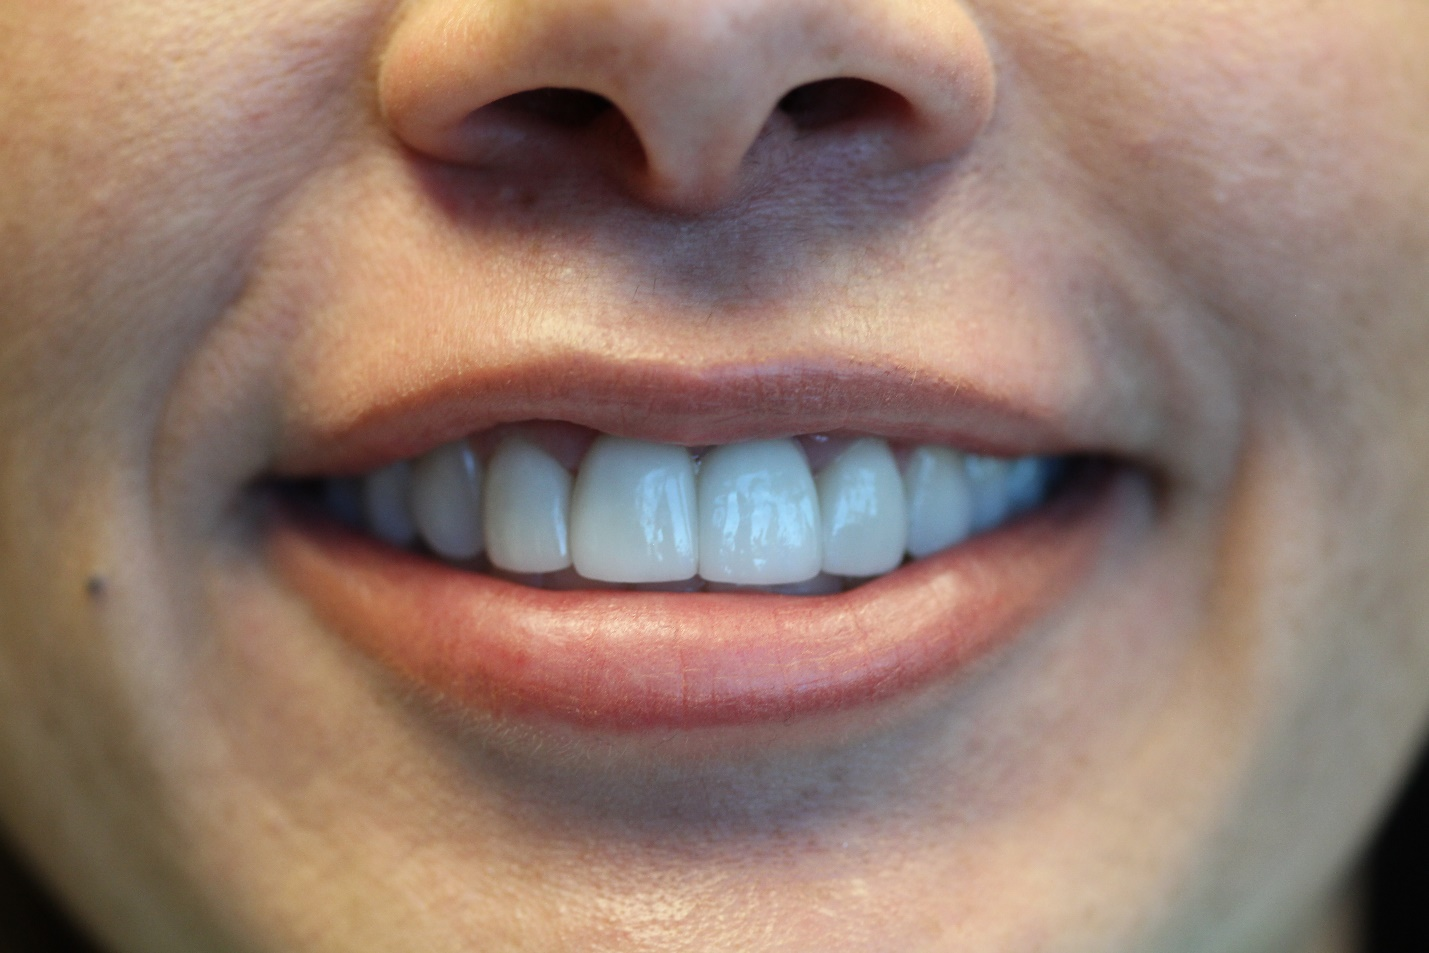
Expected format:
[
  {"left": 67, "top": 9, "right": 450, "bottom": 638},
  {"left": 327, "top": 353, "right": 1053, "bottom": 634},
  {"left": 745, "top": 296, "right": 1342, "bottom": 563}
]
[
  {"left": 903, "top": 446, "right": 975, "bottom": 558},
  {"left": 411, "top": 441, "right": 484, "bottom": 560},
  {"left": 362, "top": 462, "right": 417, "bottom": 547},
  {"left": 697, "top": 438, "right": 822, "bottom": 585},
  {"left": 483, "top": 439, "right": 574, "bottom": 573},
  {"left": 817, "top": 438, "right": 907, "bottom": 577},
  {"left": 964, "top": 455, "right": 1014, "bottom": 532},
  {"left": 570, "top": 437, "right": 699, "bottom": 583}
]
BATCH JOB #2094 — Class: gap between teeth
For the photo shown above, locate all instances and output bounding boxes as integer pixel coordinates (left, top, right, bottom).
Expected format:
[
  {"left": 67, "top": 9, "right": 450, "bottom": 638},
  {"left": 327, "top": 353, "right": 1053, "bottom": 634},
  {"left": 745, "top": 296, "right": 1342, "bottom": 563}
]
[{"left": 328, "top": 434, "right": 1061, "bottom": 593}]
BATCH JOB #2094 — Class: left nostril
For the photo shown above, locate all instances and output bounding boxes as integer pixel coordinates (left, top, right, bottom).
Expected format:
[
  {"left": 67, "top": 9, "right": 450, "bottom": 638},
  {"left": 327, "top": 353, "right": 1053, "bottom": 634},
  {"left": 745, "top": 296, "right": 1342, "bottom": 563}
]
[
  {"left": 776, "top": 78, "right": 910, "bottom": 133},
  {"left": 484, "top": 87, "right": 617, "bottom": 129}
]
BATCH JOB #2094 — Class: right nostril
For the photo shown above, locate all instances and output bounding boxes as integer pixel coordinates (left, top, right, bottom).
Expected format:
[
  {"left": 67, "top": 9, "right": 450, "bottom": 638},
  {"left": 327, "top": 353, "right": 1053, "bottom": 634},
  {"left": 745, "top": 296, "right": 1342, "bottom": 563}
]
[
  {"left": 485, "top": 87, "right": 617, "bottom": 130},
  {"left": 776, "top": 78, "right": 909, "bottom": 132}
]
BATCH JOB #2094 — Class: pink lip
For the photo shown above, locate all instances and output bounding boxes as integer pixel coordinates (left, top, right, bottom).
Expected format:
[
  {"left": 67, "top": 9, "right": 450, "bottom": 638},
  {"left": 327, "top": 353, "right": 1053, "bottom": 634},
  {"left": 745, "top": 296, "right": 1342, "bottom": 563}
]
[
  {"left": 273, "top": 353, "right": 1120, "bottom": 478},
  {"left": 268, "top": 467, "right": 1130, "bottom": 732}
]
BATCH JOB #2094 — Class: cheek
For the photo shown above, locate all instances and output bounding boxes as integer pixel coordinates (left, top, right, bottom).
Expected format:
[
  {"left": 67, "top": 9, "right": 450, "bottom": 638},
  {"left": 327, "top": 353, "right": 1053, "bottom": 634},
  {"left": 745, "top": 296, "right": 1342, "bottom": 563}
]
[
  {"left": 997, "top": 0, "right": 1429, "bottom": 373},
  {"left": 996, "top": 0, "right": 1429, "bottom": 522},
  {"left": 0, "top": 0, "right": 384, "bottom": 450}
]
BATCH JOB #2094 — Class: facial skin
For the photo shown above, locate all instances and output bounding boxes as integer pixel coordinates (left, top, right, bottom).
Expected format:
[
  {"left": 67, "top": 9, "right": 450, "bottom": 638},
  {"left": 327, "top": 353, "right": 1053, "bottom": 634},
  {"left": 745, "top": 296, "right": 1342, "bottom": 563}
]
[{"left": 2, "top": 0, "right": 1429, "bottom": 950}]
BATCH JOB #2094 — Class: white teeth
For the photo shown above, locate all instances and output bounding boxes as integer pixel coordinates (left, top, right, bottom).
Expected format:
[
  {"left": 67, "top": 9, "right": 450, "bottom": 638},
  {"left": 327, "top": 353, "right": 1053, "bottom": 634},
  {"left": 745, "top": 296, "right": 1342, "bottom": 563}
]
[
  {"left": 964, "top": 454, "right": 1015, "bottom": 532},
  {"left": 362, "top": 461, "right": 417, "bottom": 547},
  {"left": 696, "top": 438, "right": 822, "bottom": 585},
  {"left": 816, "top": 438, "right": 908, "bottom": 577},
  {"left": 903, "top": 446, "right": 975, "bottom": 559},
  {"left": 570, "top": 437, "right": 698, "bottom": 583},
  {"left": 336, "top": 432, "right": 1064, "bottom": 591},
  {"left": 410, "top": 441, "right": 485, "bottom": 561},
  {"left": 483, "top": 439, "right": 574, "bottom": 574}
]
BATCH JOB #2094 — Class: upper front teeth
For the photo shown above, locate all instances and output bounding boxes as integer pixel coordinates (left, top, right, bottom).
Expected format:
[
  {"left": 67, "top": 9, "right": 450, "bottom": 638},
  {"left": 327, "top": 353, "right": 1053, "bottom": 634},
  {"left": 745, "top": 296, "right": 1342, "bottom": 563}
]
[
  {"left": 340, "top": 434, "right": 1059, "bottom": 590},
  {"left": 571, "top": 437, "right": 699, "bottom": 583},
  {"left": 698, "top": 439, "right": 823, "bottom": 585}
]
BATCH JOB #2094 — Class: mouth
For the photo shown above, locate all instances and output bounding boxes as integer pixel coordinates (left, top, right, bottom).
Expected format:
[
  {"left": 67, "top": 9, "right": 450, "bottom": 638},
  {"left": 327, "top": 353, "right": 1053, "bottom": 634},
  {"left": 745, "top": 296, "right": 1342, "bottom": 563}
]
[{"left": 264, "top": 359, "right": 1149, "bottom": 734}]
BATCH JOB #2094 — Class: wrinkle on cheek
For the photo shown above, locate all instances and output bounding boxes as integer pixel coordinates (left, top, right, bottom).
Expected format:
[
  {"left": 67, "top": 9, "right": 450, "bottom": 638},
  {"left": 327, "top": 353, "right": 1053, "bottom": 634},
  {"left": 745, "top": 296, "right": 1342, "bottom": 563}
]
[
  {"left": 0, "top": 0, "right": 392, "bottom": 424},
  {"left": 998, "top": 0, "right": 1429, "bottom": 439}
]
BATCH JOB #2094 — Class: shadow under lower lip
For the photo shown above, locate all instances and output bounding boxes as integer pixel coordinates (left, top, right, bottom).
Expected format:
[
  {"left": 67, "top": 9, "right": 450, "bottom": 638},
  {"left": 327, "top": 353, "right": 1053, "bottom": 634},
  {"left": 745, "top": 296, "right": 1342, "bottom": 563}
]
[{"left": 265, "top": 463, "right": 1131, "bottom": 733}]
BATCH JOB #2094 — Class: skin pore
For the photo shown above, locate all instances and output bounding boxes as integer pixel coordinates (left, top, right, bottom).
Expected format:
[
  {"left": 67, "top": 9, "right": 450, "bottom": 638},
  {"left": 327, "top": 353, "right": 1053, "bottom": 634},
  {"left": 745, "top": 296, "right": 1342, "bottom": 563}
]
[{"left": 2, "top": 0, "right": 1429, "bottom": 951}]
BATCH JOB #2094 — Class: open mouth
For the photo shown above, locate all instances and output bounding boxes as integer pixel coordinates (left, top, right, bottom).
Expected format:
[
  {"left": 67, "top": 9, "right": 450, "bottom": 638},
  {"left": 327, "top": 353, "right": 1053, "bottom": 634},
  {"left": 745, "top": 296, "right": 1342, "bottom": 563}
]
[
  {"left": 267, "top": 401, "right": 1136, "bottom": 733},
  {"left": 292, "top": 422, "right": 1074, "bottom": 594}
]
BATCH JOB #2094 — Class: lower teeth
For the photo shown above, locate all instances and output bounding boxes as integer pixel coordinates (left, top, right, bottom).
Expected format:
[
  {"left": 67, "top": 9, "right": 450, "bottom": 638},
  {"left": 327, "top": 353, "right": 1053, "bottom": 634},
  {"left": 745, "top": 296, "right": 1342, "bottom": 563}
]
[{"left": 312, "top": 430, "right": 1067, "bottom": 594}]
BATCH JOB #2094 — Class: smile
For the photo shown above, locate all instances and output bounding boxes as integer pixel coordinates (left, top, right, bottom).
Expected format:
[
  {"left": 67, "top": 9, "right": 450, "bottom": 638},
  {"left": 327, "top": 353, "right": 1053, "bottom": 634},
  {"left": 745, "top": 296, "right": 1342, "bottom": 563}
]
[
  {"left": 313, "top": 423, "right": 1070, "bottom": 594},
  {"left": 265, "top": 353, "right": 1147, "bottom": 735}
]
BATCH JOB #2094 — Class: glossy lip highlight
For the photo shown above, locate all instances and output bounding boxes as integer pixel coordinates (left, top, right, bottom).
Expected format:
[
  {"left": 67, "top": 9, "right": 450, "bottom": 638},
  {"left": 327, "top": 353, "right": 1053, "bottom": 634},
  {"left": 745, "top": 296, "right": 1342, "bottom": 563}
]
[{"left": 268, "top": 464, "right": 1136, "bottom": 732}]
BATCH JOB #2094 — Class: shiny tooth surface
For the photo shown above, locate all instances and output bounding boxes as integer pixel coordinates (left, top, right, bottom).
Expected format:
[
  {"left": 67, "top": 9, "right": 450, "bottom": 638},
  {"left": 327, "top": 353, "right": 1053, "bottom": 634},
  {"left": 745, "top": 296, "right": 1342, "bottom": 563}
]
[
  {"left": 964, "top": 454, "right": 1015, "bottom": 532},
  {"left": 902, "top": 445, "right": 976, "bottom": 558},
  {"left": 570, "top": 437, "right": 699, "bottom": 583},
  {"left": 483, "top": 439, "right": 574, "bottom": 573},
  {"left": 335, "top": 429, "right": 1067, "bottom": 592},
  {"left": 362, "top": 462, "right": 417, "bottom": 547},
  {"left": 816, "top": 438, "right": 908, "bottom": 577},
  {"left": 697, "top": 438, "right": 822, "bottom": 585},
  {"left": 411, "top": 441, "right": 484, "bottom": 560}
]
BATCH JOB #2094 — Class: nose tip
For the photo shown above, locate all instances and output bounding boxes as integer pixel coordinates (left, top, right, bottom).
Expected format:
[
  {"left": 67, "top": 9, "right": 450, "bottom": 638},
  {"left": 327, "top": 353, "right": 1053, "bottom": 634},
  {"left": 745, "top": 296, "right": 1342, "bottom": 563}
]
[{"left": 379, "top": 0, "right": 996, "bottom": 212}]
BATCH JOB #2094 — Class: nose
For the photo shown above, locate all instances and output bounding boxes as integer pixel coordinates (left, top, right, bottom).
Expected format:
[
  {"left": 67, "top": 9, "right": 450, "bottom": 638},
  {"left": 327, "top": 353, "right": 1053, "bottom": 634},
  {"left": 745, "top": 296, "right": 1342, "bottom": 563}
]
[{"left": 379, "top": 0, "right": 997, "bottom": 211}]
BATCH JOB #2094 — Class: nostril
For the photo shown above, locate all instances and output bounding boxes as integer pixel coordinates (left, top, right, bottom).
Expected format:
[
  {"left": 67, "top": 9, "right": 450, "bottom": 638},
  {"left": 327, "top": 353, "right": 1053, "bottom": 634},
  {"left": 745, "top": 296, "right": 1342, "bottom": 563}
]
[
  {"left": 484, "top": 87, "right": 616, "bottom": 130},
  {"left": 776, "top": 78, "right": 911, "bottom": 132}
]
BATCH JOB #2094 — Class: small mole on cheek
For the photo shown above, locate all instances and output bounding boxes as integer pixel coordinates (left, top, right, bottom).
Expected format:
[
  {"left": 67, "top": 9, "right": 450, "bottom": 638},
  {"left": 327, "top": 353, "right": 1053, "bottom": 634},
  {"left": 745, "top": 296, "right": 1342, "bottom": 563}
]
[{"left": 86, "top": 575, "right": 108, "bottom": 600}]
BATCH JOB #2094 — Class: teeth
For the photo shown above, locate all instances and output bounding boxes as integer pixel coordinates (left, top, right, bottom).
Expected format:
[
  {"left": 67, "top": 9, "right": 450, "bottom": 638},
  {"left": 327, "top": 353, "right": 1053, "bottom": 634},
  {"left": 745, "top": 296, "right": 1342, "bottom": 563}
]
[
  {"left": 816, "top": 438, "right": 908, "bottom": 577},
  {"left": 410, "top": 441, "right": 484, "bottom": 561},
  {"left": 330, "top": 430, "right": 1066, "bottom": 593},
  {"left": 1005, "top": 456, "right": 1053, "bottom": 514},
  {"left": 964, "top": 454, "right": 1015, "bottom": 532},
  {"left": 482, "top": 439, "right": 574, "bottom": 574},
  {"left": 903, "top": 446, "right": 975, "bottom": 559},
  {"left": 570, "top": 437, "right": 698, "bottom": 583},
  {"left": 362, "top": 462, "right": 417, "bottom": 547},
  {"left": 696, "top": 438, "right": 823, "bottom": 585}
]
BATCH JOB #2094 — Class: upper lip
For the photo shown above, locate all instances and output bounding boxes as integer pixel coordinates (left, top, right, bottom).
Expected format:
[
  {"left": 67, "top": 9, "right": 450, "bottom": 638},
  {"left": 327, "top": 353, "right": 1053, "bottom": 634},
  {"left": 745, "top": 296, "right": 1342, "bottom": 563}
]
[
  {"left": 241, "top": 243, "right": 1173, "bottom": 736},
  {"left": 271, "top": 348, "right": 1148, "bottom": 478}
]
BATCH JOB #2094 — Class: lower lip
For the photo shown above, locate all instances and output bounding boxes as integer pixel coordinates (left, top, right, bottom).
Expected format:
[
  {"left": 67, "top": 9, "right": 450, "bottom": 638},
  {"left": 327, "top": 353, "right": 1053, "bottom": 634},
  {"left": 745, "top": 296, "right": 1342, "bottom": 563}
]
[{"left": 268, "top": 469, "right": 1137, "bottom": 732}]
